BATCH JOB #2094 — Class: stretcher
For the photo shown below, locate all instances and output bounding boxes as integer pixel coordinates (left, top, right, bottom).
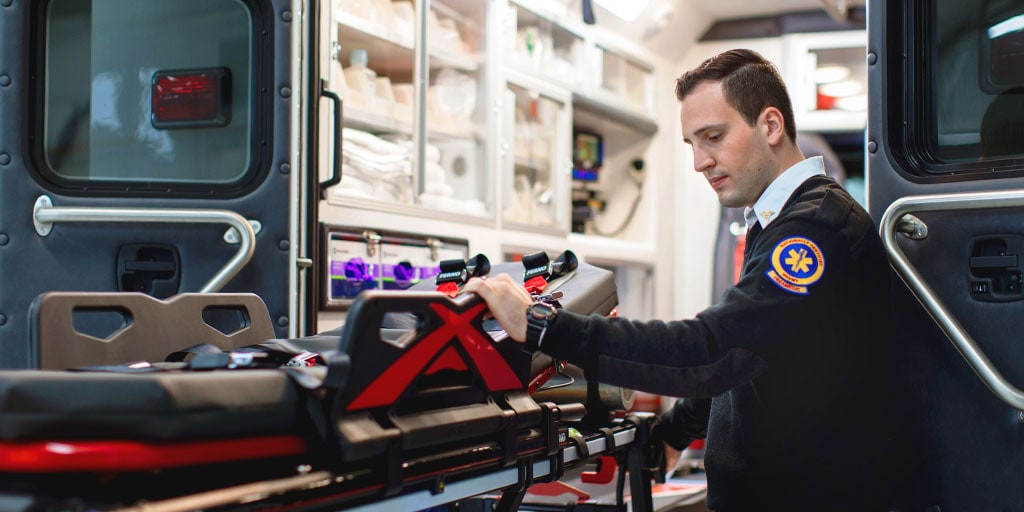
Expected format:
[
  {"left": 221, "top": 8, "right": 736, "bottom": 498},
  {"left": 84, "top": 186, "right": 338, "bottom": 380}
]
[{"left": 0, "top": 255, "right": 660, "bottom": 512}]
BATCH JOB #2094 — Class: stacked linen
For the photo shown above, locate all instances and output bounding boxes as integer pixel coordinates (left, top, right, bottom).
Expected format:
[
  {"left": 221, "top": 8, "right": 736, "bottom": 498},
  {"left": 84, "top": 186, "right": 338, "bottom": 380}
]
[
  {"left": 331, "top": 128, "right": 488, "bottom": 216},
  {"left": 419, "top": 141, "right": 488, "bottom": 216},
  {"left": 333, "top": 128, "right": 413, "bottom": 203}
]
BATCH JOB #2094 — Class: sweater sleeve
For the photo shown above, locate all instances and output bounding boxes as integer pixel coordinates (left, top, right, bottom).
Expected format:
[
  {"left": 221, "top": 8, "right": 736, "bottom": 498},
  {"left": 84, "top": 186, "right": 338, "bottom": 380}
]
[
  {"left": 538, "top": 310, "right": 767, "bottom": 397},
  {"left": 658, "top": 397, "right": 711, "bottom": 450},
  {"left": 537, "top": 211, "right": 853, "bottom": 398}
]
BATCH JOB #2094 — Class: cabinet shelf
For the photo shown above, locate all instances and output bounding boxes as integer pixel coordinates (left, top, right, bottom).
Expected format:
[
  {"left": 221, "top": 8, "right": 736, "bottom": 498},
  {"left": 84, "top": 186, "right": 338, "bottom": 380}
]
[
  {"left": 430, "top": 46, "right": 479, "bottom": 73},
  {"left": 337, "top": 15, "right": 478, "bottom": 73},
  {"left": 344, "top": 104, "right": 412, "bottom": 135},
  {"left": 327, "top": 194, "right": 494, "bottom": 224},
  {"left": 572, "top": 90, "right": 658, "bottom": 135},
  {"left": 343, "top": 104, "right": 481, "bottom": 143},
  {"left": 513, "top": 156, "right": 552, "bottom": 172}
]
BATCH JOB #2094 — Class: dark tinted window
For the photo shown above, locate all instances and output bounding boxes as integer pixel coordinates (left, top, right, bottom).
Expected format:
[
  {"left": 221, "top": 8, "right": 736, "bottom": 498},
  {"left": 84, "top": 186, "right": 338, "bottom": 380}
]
[
  {"left": 43, "top": 0, "right": 254, "bottom": 189},
  {"left": 898, "top": 0, "right": 1024, "bottom": 175}
]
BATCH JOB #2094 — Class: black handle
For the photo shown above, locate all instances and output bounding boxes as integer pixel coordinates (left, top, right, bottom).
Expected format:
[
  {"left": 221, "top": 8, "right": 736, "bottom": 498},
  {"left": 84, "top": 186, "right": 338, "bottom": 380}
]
[
  {"left": 969, "top": 255, "right": 1017, "bottom": 269},
  {"left": 320, "top": 80, "right": 343, "bottom": 193},
  {"left": 582, "top": 0, "right": 596, "bottom": 24}
]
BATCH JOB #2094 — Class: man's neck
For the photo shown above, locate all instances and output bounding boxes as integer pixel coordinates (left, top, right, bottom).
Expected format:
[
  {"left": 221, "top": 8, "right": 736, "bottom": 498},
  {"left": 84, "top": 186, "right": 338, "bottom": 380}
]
[{"left": 775, "top": 145, "right": 807, "bottom": 177}]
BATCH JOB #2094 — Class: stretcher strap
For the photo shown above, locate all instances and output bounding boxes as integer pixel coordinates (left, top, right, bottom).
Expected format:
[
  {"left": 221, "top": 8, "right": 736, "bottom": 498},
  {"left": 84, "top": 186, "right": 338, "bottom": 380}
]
[
  {"left": 0, "top": 435, "right": 308, "bottom": 472},
  {"left": 436, "top": 281, "right": 460, "bottom": 298},
  {"left": 435, "top": 254, "right": 491, "bottom": 298},
  {"left": 526, "top": 481, "right": 592, "bottom": 503}
]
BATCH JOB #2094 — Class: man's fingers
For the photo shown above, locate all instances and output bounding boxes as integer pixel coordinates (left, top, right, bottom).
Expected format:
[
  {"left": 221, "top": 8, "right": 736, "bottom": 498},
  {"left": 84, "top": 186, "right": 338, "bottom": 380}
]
[
  {"left": 463, "top": 277, "right": 490, "bottom": 298},
  {"left": 466, "top": 274, "right": 515, "bottom": 296}
]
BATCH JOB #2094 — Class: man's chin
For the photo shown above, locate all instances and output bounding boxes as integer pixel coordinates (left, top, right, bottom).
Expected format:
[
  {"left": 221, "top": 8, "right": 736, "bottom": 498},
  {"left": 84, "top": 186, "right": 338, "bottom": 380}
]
[{"left": 717, "top": 194, "right": 744, "bottom": 209}]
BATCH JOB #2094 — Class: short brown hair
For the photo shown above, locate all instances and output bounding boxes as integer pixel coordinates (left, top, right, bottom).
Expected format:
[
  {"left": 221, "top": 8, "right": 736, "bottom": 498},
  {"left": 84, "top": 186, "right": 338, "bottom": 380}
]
[{"left": 675, "top": 49, "right": 797, "bottom": 142}]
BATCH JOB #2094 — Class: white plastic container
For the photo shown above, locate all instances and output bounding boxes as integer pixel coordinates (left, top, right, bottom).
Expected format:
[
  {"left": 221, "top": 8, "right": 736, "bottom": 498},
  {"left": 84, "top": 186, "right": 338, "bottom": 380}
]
[{"left": 344, "top": 48, "right": 377, "bottom": 107}]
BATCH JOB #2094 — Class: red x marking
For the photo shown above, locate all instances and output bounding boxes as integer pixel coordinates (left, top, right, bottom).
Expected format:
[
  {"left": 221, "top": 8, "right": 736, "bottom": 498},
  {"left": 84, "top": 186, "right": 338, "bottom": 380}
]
[{"left": 346, "top": 301, "right": 523, "bottom": 411}]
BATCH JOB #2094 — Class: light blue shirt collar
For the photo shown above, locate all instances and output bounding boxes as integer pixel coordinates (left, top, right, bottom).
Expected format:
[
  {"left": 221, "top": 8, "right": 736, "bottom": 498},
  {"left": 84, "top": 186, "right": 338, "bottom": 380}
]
[{"left": 744, "top": 156, "right": 826, "bottom": 231}]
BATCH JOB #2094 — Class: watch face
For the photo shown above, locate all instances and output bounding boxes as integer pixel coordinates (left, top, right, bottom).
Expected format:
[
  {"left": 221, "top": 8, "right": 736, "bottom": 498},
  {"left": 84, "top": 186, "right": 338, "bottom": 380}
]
[{"left": 529, "top": 301, "right": 557, "bottom": 319}]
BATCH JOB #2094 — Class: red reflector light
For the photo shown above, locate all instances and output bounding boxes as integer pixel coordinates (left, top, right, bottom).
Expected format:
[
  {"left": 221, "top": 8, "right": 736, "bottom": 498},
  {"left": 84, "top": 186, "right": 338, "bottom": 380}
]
[{"left": 151, "top": 68, "right": 231, "bottom": 128}]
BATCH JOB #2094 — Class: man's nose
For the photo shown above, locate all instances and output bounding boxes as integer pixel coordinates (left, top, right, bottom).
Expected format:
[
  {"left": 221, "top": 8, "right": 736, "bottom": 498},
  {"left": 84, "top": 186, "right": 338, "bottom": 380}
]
[{"left": 693, "top": 149, "right": 713, "bottom": 173}]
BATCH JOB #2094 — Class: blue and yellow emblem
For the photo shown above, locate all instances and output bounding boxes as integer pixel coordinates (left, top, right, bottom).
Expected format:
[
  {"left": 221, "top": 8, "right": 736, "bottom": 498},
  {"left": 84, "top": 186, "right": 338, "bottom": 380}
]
[{"left": 765, "top": 237, "right": 825, "bottom": 295}]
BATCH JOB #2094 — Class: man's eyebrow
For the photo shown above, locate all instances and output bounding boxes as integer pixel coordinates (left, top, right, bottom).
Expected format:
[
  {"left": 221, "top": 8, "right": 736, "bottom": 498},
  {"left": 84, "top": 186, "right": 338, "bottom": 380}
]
[
  {"left": 683, "top": 124, "right": 724, "bottom": 144},
  {"left": 692, "top": 124, "right": 725, "bottom": 138}
]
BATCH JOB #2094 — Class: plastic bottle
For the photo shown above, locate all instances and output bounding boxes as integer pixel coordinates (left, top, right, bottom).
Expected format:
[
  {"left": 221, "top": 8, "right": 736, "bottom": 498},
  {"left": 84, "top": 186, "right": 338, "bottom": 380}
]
[{"left": 344, "top": 49, "right": 377, "bottom": 105}]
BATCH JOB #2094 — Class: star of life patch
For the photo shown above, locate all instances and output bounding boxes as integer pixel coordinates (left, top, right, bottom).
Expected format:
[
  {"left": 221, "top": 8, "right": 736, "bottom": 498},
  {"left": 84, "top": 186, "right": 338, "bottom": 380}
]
[{"left": 765, "top": 236, "right": 825, "bottom": 295}]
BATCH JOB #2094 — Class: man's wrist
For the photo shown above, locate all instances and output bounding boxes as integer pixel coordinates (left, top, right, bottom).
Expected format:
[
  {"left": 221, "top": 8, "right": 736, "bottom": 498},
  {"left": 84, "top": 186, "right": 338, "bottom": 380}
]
[{"left": 524, "top": 300, "right": 558, "bottom": 352}]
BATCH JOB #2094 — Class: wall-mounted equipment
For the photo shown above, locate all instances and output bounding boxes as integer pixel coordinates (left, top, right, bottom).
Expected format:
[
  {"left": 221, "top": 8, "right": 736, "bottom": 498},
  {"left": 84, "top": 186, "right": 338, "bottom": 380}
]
[
  {"left": 320, "top": 225, "right": 468, "bottom": 310},
  {"left": 572, "top": 130, "right": 603, "bottom": 181}
]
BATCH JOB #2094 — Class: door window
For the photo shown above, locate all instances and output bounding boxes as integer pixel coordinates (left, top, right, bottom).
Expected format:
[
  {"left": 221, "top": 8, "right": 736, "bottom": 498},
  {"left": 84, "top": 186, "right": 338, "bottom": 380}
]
[
  {"left": 41, "top": 0, "right": 258, "bottom": 191},
  {"left": 893, "top": 0, "right": 1024, "bottom": 177}
]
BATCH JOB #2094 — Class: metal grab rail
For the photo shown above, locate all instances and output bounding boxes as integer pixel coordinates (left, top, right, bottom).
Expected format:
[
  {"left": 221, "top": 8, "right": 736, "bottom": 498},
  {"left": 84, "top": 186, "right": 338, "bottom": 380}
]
[
  {"left": 33, "top": 195, "right": 256, "bottom": 293},
  {"left": 880, "top": 190, "right": 1024, "bottom": 411}
]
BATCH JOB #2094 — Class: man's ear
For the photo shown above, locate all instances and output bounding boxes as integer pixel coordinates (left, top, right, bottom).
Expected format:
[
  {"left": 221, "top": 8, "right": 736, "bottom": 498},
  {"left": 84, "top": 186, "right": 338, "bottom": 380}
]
[{"left": 761, "top": 107, "right": 785, "bottom": 146}]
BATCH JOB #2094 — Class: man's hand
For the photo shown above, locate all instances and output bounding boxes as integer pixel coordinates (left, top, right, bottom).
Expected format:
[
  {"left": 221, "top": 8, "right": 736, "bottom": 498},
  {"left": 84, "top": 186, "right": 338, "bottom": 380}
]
[
  {"left": 664, "top": 443, "right": 682, "bottom": 477},
  {"left": 463, "top": 274, "right": 534, "bottom": 343}
]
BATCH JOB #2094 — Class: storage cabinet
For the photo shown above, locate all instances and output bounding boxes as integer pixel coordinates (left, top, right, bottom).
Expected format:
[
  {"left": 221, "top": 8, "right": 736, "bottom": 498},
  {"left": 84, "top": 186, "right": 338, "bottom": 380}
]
[
  {"left": 594, "top": 43, "right": 655, "bottom": 116},
  {"left": 317, "top": 0, "right": 664, "bottom": 326},
  {"left": 502, "top": 0, "right": 585, "bottom": 89},
  {"left": 324, "top": 0, "right": 658, "bottom": 224},
  {"left": 328, "top": 0, "right": 491, "bottom": 216},
  {"left": 499, "top": 72, "right": 572, "bottom": 232}
]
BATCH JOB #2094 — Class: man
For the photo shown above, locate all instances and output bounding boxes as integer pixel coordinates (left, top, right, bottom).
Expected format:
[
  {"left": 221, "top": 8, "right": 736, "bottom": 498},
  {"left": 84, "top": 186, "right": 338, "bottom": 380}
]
[{"left": 465, "top": 49, "right": 892, "bottom": 511}]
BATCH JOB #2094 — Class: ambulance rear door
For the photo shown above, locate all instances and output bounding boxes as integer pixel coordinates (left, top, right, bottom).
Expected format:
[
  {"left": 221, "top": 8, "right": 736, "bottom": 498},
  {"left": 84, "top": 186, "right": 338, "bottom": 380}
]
[
  {"left": 0, "top": 0, "right": 299, "bottom": 367},
  {"left": 869, "top": 0, "right": 1024, "bottom": 508}
]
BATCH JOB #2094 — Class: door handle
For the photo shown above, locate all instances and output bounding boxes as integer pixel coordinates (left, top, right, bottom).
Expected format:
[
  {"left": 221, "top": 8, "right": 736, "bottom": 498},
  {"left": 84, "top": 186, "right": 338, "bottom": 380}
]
[
  {"left": 968, "top": 236, "right": 1024, "bottom": 301},
  {"left": 32, "top": 195, "right": 255, "bottom": 293},
  {"left": 881, "top": 190, "right": 1024, "bottom": 412},
  {"left": 320, "top": 79, "right": 343, "bottom": 195},
  {"left": 969, "top": 255, "right": 1017, "bottom": 268}
]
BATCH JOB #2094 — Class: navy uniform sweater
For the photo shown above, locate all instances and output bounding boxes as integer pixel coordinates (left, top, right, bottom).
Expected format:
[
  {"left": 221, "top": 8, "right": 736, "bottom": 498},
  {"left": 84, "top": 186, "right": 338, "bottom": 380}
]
[{"left": 538, "top": 175, "right": 893, "bottom": 511}]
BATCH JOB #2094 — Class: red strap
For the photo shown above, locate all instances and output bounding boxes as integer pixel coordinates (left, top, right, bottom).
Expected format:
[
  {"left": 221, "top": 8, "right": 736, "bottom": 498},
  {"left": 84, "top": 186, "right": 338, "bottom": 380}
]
[
  {"left": 527, "top": 481, "right": 591, "bottom": 502},
  {"left": 528, "top": 364, "right": 557, "bottom": 395},
  {"left": 436, "top": 281, "right": 460, "bottom": 298},
  {"left": 0, "top": 435, "right": 307, "bottom": 472},
  {"left": 580, "top": 455, "right": 618, "bottom": 484},
  {"left": 524, "top": 275, "right": 548, "bottom": 295}
]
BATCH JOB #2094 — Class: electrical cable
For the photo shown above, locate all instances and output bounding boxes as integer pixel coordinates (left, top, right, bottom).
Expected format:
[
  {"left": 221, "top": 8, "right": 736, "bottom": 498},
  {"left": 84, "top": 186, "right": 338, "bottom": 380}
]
[{"left": 590, "top": 160, "right": 645, "bottom": 237}]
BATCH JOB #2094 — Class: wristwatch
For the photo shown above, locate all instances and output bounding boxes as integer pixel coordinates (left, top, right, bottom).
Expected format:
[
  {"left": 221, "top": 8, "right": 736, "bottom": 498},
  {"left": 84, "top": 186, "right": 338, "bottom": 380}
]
[{"left": 524, "top": 300, "right": 559, "bottom": 353}]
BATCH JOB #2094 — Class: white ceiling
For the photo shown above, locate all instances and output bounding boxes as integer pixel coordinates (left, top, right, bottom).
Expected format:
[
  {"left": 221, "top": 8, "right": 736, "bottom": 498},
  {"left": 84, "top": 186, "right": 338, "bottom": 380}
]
[
  {"left": 686, "top": 0, "right": 835, "bottom": 21},
  {"left": 551, "top": 0, "right": 865, "bottom": 62},
  {"left": 609, "top": 0, "right": 866, "bottom": 60}
]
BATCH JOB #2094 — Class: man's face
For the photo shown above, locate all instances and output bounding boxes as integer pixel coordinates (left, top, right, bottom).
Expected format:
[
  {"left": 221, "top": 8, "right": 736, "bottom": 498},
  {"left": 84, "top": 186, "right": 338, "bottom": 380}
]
[{"left": 679, "top": 81, "right": 778, "bottom": 208}]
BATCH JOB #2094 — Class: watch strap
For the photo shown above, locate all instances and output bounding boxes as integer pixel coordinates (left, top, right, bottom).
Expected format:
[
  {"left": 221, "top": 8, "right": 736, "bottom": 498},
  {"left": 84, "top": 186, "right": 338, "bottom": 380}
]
[{"left": 524, "top": 301, "right": 557, "bottom": 353}]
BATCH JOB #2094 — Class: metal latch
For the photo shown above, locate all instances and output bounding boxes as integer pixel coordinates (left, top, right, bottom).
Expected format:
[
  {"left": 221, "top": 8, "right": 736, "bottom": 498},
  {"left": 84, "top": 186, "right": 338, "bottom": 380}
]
[
  {"left": 224, "top": 220, "right": 263, "bottom": 244},
  {"left": 363, "top": 230, "right": 382, "bottom": 257}
]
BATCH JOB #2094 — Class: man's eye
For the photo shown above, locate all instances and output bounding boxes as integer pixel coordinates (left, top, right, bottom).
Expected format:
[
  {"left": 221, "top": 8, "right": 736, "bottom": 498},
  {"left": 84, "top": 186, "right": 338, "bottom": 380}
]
[{"left": 707, "top": 134, "right": 721, "bottom": 142}]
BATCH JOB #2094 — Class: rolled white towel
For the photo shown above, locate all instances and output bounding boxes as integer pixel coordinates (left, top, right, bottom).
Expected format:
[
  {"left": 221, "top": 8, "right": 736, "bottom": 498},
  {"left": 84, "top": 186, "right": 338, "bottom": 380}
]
[{"left": 424, "top": 181, "right": 453, "bottom": 197}]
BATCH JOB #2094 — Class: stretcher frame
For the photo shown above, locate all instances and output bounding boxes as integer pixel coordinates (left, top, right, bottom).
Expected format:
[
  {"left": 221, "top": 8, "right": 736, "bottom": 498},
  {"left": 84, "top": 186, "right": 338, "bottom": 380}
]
[
  {"left": 102, "top": 414, "right": 654, "bottom": 512},
  {"left": 0, "top": 259, "right": 656, "bottom": 511}
]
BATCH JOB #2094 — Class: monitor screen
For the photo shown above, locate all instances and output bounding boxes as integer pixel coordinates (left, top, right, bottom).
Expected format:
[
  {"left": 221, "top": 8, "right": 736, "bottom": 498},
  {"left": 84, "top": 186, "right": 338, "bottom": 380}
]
[{"left": 573, "top": 131, "right": 603, "bottom": 181}]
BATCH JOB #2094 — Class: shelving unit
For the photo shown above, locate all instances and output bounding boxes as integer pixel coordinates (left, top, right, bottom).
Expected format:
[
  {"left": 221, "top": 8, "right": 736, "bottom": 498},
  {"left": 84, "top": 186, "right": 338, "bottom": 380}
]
[
  {"left": 327, "top": 0, "right": 489, "bottom": 216},
  {"left": 502, "top": 0, "right": 586, "bottom": 90},
  {"left": 499, "top": 71, "right": 571, "bottom": 233},
  {"left": 318, "top": 0, "right": 666, "bottom": 328}
]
